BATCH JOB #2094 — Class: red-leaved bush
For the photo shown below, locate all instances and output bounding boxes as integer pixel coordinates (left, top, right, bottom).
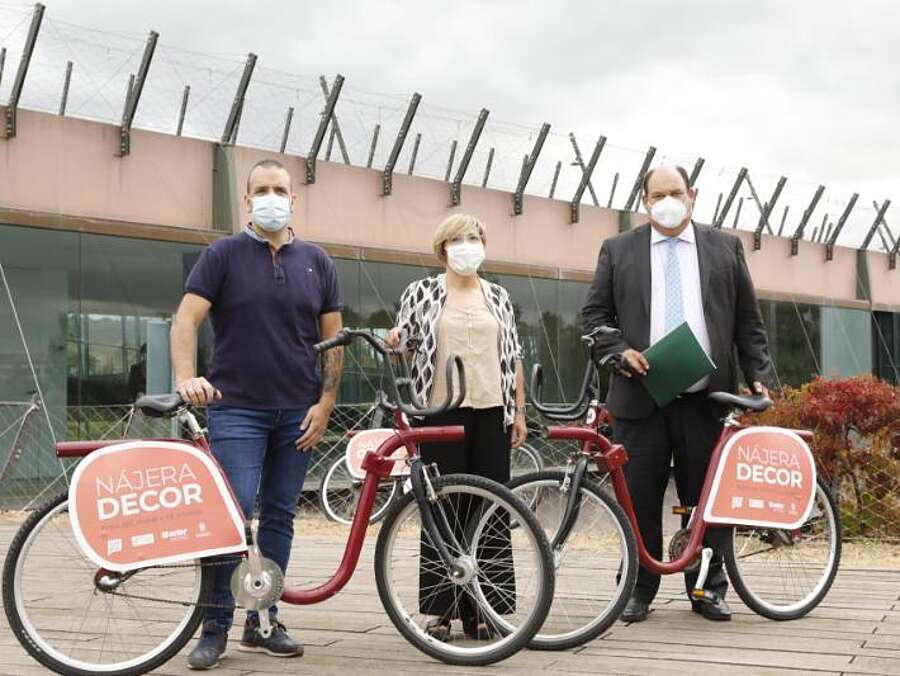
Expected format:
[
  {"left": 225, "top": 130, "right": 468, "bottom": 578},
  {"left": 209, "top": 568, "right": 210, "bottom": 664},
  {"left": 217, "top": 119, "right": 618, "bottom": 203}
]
[{"left": 744, "top": 376, "right": 900, "bottom": 538}]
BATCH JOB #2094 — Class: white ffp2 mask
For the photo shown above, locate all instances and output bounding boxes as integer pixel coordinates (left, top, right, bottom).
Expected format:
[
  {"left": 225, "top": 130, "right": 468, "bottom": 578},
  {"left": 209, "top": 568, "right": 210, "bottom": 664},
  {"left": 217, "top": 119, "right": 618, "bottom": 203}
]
[
  {"left": 446, "top": 241, "right": 485, "bottom": 276},
  {"left": 650, "top": 196, "right": 688, "bottom": 229}
]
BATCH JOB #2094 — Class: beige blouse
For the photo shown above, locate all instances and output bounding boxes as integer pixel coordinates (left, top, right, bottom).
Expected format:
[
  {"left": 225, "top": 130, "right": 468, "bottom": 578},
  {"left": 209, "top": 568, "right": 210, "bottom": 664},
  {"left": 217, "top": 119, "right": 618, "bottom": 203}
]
[{"left": 429, "top": 289, "right": 504, "bottom": 409}]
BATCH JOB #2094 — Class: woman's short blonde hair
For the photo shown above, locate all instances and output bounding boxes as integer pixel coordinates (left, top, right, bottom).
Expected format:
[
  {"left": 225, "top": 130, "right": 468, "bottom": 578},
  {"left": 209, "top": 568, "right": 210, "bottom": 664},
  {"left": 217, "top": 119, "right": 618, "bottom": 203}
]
[{"left": 432, "top": 213, "right": 487, "bottom": 263}]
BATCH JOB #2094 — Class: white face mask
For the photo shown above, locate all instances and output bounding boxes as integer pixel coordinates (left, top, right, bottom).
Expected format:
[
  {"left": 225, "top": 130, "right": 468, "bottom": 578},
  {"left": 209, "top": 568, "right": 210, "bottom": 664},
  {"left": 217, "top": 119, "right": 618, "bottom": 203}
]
[
  {"left": 446, "top": 241, "right": 485, "bottom": 276},
  {"left": 649, "top": 196, "right": 688, "bottom": 229},
  {"left": 251, "top": 193, "right": 291, "bottom": 232}
]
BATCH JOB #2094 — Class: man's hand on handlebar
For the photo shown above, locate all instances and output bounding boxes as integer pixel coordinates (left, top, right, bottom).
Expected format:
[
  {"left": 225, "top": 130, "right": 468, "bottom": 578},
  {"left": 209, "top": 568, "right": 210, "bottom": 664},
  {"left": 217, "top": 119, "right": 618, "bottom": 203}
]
[
  {"left": 619, "top": 349, "right": 649, "bottom": 378},
  {"left": 386, "top": 327, "right": 403, "bottom": 349},
  {"left": 175, "top": 377, "right": 221, "bottom": 406}
]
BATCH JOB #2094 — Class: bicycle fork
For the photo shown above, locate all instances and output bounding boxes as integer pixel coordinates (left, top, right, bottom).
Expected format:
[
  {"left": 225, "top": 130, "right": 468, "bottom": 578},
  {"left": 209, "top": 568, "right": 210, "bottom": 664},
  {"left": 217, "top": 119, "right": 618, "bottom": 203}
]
[
  {"left": 409, "top": 458, "right": 474, "bottom": 585},
  {"left": 551, "top": 455, "right": 590, "bottom": 562}
]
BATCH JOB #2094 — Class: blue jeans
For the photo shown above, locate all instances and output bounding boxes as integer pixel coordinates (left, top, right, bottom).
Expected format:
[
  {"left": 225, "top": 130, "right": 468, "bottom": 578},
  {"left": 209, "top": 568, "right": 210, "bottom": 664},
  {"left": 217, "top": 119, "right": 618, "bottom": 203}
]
[{"left": 204, "top": 406, "right": 312, "bottom": 632}]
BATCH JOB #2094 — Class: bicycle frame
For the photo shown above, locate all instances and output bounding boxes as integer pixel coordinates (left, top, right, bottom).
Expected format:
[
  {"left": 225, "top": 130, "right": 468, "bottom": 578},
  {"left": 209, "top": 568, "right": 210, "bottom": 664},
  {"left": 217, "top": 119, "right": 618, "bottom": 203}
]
[
  {"left": 546, "top": 402, "right": 814, "bottom": 576},
  {"left": 57, "top": 406, "right": 465, "bottom": 605}
]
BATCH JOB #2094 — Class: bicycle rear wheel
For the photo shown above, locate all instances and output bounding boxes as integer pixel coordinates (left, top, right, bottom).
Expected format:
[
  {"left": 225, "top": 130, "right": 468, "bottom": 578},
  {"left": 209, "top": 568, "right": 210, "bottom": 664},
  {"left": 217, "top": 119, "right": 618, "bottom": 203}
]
[
  {"left": 374, "top": 473, "right": 554, "bottom": 666},
  {"left": 318, "top": 455, "right": 398, "bottom": 525},
  {"left": 725, "top": 478, "right": 841, "bottom": 620},
  {"left": 508, "top": 470, "right": 637, "bottom": 650},
  {"left": 510, "top": 443, "right": 542, "bottom": 480},
  {"left": 2, "top": 491, "right": 212, "bottom": 676}
]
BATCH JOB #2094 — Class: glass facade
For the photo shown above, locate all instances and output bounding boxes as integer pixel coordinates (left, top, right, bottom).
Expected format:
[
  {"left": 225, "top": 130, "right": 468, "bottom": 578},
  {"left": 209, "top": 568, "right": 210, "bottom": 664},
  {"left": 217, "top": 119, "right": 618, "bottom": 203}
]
[{"left": 2, "top": 223, "right": 899, "bottom": 420}]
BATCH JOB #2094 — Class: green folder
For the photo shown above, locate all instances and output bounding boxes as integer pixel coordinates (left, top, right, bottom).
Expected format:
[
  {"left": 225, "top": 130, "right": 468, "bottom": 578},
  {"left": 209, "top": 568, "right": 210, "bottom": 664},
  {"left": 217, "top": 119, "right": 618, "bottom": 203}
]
[{"left": 640, "top": 322, "right": 716, "bottom": 407}]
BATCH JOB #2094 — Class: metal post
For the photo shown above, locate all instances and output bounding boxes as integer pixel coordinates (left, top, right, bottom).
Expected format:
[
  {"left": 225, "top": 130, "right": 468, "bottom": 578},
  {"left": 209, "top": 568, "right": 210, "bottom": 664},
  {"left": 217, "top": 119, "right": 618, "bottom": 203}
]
[
  {"left": 623, "top": 146, "right": 657, "bottom": 212},
  {"left": 732, "top": 197, "right": 744, "bottom": 228},
  {"left": 752, "top": 175, "right": 787, "bottom": 249},
  {"left": 607, "top": 172, "right": 619, "bottom": 208},
  {"left": 790, "top": 185, "right": 825, "bottom": 255},
  {"left": 58, "top": 61, "right": 73, "bottom": 116},
  {"left": 319, "top": 76, "right": 349, "bottom": 164},
  {"left": 0, "top": 48, "right": 6, "bottom": 93},
  {"left": 859, "top": 199, "right": 891, "bottom": 251},
  {"left": 481, "top": 147, "right": 494, "bottom": 187},
  {"left": 712, "top": 192, "right": 723, "bottom": 224},
  {"left": 688, "top": 157, "right": 705, "bottom": 187},
  {"left": 570, "top": 136, "right": 606, "bottom": 223},
  {"left": 825, "top": 192, "right": 859, "bottom": 260},
  {"left": 777, "top": 205, "right": 790, "bottom": 237},
  {"left": 278, "top": 105, "right": 293, "bottom": 152},
  {"left": 817, "top": 214, "right": 829, "bottom": 242},
  {"left": 823, "top": 222, "right": 834, "bottom": 243},
  {"left": 873, "top": 200, "right": 897, "bottom": 251},
  {"left": 119, "top": 30, "right": 158, "bottom": 156},
  {"left": 890, "top": 227, "right": 900, "bottom": 270},
  {"left": 306, "top": 73, "right": 344, "bottom": 185},
  {"left": 221, "top": 53, "right": 256, "bottom": 145},
  {"left": 324, "top": 125, "right": 336, "bottom": 161},
  {"left": 569, "top": 133, "right": 599, "bottom": 206},
  {"left": 548, "top": 160, "right": 562, "bottom": 198},
  {"left": 382, "top": 92, "right": 420, "bottom": 195},
  {"left": 5, "top": 3, "right": 45, "bottom": 139},
  {"left": 513, "top": 122, "right": 551, "bottom": 214},
  {"left": 407, "top": 132, "right": 421, "bottom": 175},
  {"left": 444, "top": 140, "right": 458, "bottom": 182},
  {"left": 517, "top": 154, "right": 528, "bottom": 187},
  {"left": 451, "top": 108, "right": 489, "bottom": 206},
  {"left": 811, "top": 226, "right": 819, "bottom": 243},
  {"left": 713, "top": 167, "right": 748, "bottom": 228},
  {"left": 366, "top": 123, "right": 381, "bottom": 168},
  {"left": 231, "top": 100, "right": 244, "bottom": 145},
  {"left": 120, "top": 73, "right": 134, "bottom": 134},
  {"left": 176, "top": 85, "right": 191, "bottom": 137}
]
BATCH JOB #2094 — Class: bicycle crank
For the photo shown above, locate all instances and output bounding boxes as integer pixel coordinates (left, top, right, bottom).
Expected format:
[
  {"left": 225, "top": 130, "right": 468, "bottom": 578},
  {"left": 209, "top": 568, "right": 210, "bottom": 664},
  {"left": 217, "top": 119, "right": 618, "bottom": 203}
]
[
  {"left": 668, "top": 528, "right": 700, "bottom": 572},
  {"left": 230, "top": 556, "right": 284, "bottom": 612}
]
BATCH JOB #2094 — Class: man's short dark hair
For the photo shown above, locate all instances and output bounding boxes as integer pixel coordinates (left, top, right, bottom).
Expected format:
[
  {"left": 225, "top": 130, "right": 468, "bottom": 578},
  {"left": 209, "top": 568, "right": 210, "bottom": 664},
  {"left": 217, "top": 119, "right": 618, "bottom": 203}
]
[
  {"left": 246, "top": 158, "right": 291, "bottom": 193},
  {"left": 642, "top": 165, "right": 691, "bottom": 197}
]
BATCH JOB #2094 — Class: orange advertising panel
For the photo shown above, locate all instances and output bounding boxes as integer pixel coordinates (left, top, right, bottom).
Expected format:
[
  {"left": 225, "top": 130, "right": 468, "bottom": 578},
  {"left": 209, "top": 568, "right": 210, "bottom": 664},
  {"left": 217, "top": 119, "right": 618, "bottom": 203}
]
[
  {"left": 345, "top": 429, "right": 409, "bottom": 479},
  {"left": 704, "top": 427, "right": 816, "bottom": 529},
  {"left": 68, "top": 441, "right": 246, "bottom": 572}
]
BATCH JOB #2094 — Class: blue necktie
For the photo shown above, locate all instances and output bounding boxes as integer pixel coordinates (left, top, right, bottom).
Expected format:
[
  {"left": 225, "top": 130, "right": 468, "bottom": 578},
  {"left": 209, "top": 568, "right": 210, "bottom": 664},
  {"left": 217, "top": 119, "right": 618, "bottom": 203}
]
[{"left": 663, "top": 238, "right": 683, "bottom": 332}]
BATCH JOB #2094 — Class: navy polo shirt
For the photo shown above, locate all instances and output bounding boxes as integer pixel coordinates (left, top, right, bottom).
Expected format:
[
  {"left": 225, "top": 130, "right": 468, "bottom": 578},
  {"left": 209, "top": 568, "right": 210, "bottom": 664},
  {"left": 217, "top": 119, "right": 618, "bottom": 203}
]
[{"left": 185, "top": 230, "right": 342, "bottom": 410}]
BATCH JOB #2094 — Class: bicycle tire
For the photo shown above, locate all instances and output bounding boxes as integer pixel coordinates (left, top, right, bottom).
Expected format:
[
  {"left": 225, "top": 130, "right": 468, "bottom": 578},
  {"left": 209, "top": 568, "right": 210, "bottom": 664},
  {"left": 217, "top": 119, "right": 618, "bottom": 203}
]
[
  {"left": 3, "top": 491, "right": 212, "bottom": 676},
  {"left": 374, "top": 473, "right": 554, "bottom": 666},
  {"left": 725, "top": 477, "right": 841, "bottom": 621},
  {"left": 507, "top": 469, "right": 638, "bottom": 650}
]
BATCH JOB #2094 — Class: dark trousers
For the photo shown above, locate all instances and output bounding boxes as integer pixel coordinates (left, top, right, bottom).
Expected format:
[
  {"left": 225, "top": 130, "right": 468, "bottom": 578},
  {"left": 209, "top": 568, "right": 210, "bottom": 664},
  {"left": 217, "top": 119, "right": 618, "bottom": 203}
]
[
  {"left": 613, "top": 392, "right": 729, "bottom": 604},
  {"left": 416, "top": 406, "right": 515, "bottom": 618}
]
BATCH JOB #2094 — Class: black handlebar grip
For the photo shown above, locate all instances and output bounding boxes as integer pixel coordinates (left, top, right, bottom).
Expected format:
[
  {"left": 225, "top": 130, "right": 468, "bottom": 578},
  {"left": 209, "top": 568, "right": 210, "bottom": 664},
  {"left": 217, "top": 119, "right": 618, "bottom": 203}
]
[{"left": 314, "top": 330, "right": 352, "bottom": 353}]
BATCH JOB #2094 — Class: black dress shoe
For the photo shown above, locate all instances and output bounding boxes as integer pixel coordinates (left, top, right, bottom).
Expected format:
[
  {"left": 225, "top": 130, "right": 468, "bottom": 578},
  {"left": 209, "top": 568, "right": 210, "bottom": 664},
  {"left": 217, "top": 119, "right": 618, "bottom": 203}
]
[
  {"left": 692, "top": 597, "right": 732, "bottom": 621},
  {"left": 620, "top": 596, "right": 650, "bottom": 623}
]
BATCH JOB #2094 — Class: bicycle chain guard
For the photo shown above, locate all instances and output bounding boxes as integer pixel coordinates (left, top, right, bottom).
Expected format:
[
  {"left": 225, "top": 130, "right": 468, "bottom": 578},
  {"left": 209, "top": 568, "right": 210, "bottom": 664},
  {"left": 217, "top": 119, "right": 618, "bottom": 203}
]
[{"left": 230, "top": 556, "right": 284, "bottom": 611}]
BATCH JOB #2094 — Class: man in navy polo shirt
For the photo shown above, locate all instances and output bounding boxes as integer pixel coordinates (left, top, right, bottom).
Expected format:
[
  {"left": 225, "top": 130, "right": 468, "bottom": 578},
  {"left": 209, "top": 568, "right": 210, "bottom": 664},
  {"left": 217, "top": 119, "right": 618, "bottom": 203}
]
[{"left": 171, "top": 158, "right": 343, "bottom": 669}]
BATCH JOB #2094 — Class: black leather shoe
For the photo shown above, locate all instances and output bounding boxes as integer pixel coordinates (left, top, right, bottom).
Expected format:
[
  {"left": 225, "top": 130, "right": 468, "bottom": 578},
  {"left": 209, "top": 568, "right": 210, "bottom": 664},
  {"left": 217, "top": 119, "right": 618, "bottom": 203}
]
[
  {"left": 187, "top": 630, "right": 227, "bottom": 670},
  {"left": 692, "top": 597, "right": 732, "bottom": 621},
  {"left": 620, "top": 596, "right": 650, "bottom": 623}
]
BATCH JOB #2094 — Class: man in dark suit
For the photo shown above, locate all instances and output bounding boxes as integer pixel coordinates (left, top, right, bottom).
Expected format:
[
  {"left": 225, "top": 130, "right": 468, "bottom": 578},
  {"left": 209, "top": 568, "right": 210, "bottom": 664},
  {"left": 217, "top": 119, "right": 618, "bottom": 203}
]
[{"left": 582, "top": 165, "right": 773, "bottom": 623}]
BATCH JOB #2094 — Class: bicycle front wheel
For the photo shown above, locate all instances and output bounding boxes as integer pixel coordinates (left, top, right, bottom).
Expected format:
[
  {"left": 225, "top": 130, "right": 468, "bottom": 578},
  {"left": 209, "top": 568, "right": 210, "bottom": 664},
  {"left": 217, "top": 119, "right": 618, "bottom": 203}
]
[
  {"left": 725, "top": 477, "right": 841, "bottom": 620},
  {"left": 510, "top": 443, "right": 543, "bottom": 480},
  {"left": 319, "top": 456, "right": 398, "bottom": 525},
  {"left": 374, "top": 473, "right": 554, "bottom": 666},
  {"left": 508, "top": 470, "right": 637, "bottom": 650},
  {"left": 2, "top": 491, "right": 212, "bottom": 676}
]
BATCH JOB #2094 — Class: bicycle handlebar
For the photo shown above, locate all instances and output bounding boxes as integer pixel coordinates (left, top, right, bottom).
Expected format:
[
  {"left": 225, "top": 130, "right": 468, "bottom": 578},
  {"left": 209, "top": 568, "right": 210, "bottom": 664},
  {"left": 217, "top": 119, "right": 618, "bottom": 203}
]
[{"left": 314, "top": 329, "right": 467, "bottom": 418}]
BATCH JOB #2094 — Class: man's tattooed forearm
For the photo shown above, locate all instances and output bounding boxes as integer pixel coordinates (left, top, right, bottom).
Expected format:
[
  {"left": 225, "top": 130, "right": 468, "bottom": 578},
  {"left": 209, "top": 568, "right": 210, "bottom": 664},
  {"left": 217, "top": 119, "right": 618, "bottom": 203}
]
[{"left": 323, "top": 347, "right": 344, "bottom": 394}]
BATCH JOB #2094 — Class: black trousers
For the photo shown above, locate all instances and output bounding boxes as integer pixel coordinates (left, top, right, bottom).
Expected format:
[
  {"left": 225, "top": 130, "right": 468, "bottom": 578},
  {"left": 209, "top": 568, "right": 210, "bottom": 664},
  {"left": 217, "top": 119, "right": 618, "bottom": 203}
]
[
  {"left": 416, "top": 406, "right": 515, "bottom": 618},
  {"left": 613, "top": 392, "right": 730, "bottom": 604}
]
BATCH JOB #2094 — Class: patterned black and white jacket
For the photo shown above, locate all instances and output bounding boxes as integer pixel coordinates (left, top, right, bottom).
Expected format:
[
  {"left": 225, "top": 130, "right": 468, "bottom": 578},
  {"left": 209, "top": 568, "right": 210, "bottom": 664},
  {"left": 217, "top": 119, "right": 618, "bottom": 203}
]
[{"left": 396, "top": 274, "right": 523, "bottom": 428}]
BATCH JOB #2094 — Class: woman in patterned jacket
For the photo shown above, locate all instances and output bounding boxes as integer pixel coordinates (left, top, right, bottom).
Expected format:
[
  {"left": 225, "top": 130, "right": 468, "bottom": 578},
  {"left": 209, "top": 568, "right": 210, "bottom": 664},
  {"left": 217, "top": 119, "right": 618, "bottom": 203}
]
[{"left": 387, "top": 213, "right": 527, "bottom": 641}]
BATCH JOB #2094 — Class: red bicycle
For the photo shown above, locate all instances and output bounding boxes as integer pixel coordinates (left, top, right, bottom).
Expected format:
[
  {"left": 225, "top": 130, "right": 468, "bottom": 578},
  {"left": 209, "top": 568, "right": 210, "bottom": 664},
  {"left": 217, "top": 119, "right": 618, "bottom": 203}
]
[
  {"left": 2, "top": 329, "right": 555, "bottom": 675},
  {"left": 510, "top": 327, "right": 841, "bottom": 650}
]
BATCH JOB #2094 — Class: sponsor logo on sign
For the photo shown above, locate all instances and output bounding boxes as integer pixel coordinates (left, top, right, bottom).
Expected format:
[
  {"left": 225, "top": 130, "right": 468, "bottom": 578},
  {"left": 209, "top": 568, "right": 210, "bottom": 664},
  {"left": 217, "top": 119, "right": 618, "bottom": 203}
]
[
  {"left": 731, "top": 496, "right": 743, "bottom": 509},
  {"left": 162, "top": 528, "right": 188, "bottom": 541},
  {"left": 131, "top": 533, "right": 154, "bottom": 547},
  {"left": 107, "top": 538, "right": 122, "bottom": 555},
  {"left": 748, "top": 498, "right": 765, "bottom": 509}
]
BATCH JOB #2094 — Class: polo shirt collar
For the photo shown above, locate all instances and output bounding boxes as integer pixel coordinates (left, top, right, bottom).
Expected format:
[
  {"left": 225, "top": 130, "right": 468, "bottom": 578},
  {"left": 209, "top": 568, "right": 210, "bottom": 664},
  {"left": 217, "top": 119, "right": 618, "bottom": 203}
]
[
  {"left": 651, "top": 221, "right": 695, "bottom": 245},
  {"left": 244, "top": 223, "right": 296, "bottom": 246}
]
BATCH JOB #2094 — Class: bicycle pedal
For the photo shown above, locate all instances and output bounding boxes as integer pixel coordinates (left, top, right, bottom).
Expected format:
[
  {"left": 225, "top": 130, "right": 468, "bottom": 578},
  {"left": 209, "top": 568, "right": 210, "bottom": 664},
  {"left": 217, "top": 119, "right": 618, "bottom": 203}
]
[
  {"left": 690, "top": 588, "right": 720, "bottom": 605},
  {"left": 672, "top": 506, "right": 693, "bottom": 516}
]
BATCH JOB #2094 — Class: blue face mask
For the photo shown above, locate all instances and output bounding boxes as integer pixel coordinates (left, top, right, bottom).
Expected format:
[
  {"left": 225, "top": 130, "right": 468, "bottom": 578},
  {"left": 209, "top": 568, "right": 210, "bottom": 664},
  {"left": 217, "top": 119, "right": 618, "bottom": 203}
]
[{"left": 251, "top": 194, "right": 291, "bottom": 232}]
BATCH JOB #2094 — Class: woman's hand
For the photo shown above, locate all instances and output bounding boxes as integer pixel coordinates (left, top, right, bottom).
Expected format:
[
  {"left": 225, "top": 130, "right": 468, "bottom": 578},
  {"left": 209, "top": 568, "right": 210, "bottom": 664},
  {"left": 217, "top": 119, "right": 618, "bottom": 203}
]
[
  {"left": 511, "top": 411, "right": 527, "bottom": 448},
  {"left": 386, "top": 327, "right": 403, "bottom": 349}
]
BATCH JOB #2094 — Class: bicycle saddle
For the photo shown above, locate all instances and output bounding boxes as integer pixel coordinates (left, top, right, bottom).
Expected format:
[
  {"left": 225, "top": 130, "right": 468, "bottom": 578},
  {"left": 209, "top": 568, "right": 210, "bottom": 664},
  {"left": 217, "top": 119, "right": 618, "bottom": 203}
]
[
  {"left": 708, "top": 391, "right": 772, "bottom": 412},
  {"left": 135, "top": 393, "right": 185, "bottom": 418}
]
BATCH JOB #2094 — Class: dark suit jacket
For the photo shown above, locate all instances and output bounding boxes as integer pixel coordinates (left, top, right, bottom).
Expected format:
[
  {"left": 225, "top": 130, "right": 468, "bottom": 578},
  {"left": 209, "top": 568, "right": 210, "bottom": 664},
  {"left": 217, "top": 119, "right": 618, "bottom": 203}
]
[{"left": 582, "top": 222, "right": 773, "bottom": 420}]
